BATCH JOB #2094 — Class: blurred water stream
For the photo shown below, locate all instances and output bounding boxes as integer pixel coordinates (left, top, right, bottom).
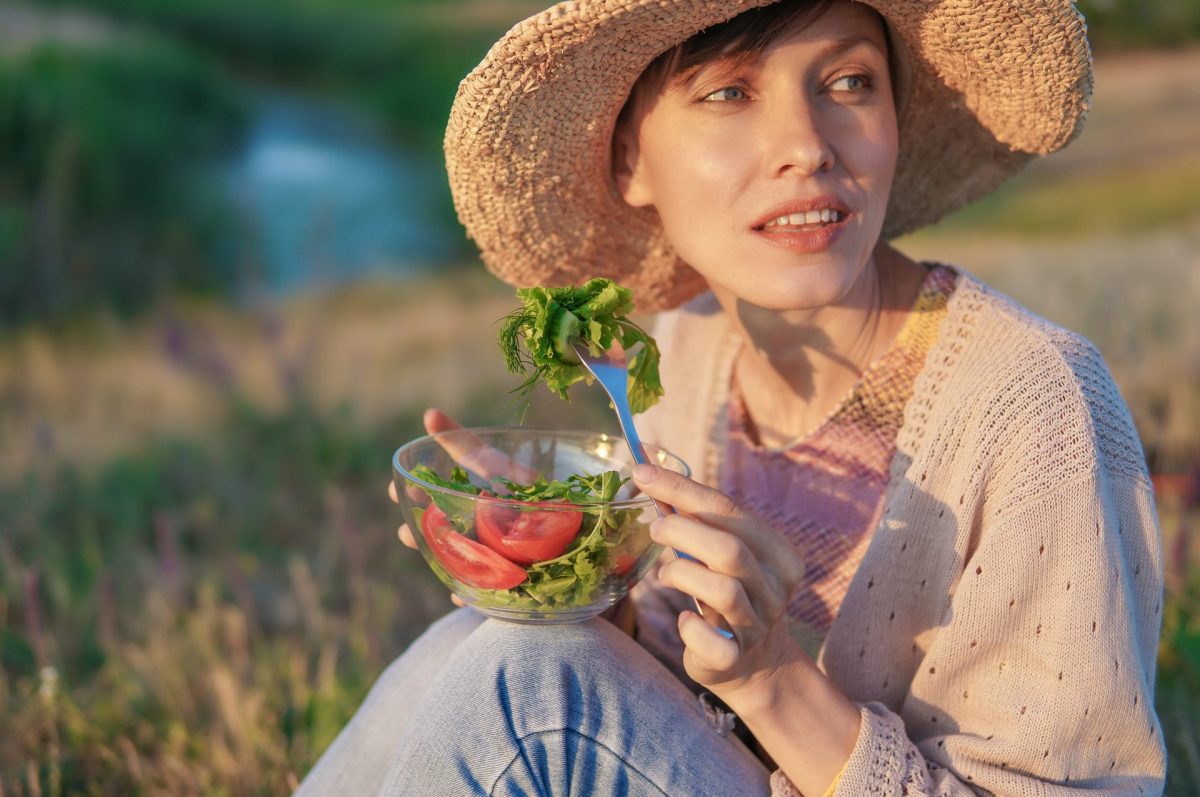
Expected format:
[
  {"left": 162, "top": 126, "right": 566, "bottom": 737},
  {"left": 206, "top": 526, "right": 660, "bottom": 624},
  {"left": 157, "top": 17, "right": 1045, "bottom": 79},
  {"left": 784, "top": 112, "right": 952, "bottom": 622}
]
[{"left": 224, "top": 89, "right": 458, "bottom": 298}]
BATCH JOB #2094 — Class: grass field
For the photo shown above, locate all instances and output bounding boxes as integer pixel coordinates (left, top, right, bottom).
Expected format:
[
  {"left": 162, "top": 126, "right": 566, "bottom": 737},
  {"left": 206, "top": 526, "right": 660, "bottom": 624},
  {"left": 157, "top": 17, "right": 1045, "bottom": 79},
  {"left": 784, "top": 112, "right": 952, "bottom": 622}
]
[{"left": 0, "top": 39, "right": 1198, "bottom": 797}]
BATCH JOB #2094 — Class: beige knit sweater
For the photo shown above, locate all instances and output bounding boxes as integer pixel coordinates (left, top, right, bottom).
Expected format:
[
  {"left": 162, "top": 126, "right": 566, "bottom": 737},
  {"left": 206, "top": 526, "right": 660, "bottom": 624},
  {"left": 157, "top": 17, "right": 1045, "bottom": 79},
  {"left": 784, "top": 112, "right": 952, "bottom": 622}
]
[{"left": 635, "top": 269, "right": 1166, "bottom": 796}]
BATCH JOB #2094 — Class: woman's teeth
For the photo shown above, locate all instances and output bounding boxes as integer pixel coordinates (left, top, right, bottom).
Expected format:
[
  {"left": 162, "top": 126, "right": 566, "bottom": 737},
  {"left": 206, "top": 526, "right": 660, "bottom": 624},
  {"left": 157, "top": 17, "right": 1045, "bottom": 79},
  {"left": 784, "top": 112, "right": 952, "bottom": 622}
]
[{"left": 762, "top": 209, "right": 842, "bottom": 228}]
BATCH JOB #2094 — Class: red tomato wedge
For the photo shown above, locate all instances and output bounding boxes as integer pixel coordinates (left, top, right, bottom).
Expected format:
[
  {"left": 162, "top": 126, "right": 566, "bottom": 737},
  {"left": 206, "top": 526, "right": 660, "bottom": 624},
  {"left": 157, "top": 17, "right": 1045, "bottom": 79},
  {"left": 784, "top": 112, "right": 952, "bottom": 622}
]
[
  {"left": 613, "top": 554, "right": 637, "bottom": 576},
  {"left": 420, "top": 504, "right": 527, "bottom": 590},
  {"left": 475, "top": 499, "right": 584, "bottom": 565}
]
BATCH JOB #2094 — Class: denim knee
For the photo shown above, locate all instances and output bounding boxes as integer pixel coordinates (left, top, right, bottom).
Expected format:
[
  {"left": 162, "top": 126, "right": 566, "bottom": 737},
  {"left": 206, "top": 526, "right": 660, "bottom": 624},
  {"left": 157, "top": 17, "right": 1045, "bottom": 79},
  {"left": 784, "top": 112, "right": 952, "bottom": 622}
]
[
  {"left": 458, "top": 618, "right": 645, "bottom": 735},
  {"left": 380, "top": 616, "right": 771, "bottom": 796}
]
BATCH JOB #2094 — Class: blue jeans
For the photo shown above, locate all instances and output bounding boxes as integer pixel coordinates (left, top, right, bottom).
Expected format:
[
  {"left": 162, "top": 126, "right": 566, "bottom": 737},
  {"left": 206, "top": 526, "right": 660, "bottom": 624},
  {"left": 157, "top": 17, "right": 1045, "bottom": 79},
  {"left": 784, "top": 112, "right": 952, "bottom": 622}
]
[{"left": 295, "top": 608, "right": 772, "bottom": 796}]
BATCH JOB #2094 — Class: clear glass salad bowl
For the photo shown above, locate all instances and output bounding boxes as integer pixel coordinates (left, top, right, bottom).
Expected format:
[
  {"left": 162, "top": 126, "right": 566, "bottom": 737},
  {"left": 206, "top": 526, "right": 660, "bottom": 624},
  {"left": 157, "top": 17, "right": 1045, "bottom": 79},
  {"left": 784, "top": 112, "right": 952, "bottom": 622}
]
[{"left": 392, "top": 427, "right": 689, "bottom": 623}]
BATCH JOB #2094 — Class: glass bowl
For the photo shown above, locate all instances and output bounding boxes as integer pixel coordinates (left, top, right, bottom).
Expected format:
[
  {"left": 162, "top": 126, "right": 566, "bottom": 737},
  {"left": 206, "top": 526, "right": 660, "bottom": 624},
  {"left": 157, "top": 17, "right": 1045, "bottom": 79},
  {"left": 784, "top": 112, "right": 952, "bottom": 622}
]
[{"left": 392, "top": 427, "right": 689, "bottom": 623}]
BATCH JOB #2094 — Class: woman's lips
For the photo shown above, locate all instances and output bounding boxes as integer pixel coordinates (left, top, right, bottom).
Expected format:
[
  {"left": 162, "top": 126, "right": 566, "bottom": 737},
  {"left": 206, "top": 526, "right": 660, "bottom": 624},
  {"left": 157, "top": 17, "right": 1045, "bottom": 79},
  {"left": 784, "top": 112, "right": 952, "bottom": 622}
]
[{"left": 752, "top": 211, "right": 851, "bottom": 253}]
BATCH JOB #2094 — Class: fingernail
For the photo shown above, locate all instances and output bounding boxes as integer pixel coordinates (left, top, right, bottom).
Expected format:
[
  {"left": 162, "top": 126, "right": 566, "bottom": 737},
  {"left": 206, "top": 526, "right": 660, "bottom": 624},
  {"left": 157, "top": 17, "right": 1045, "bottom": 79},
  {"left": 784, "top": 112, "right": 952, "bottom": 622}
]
[
  {"left": 649, "top": 519, "right": 663, "bottom": 541},
  {"left": 632, "top": 464, "right": 655, "bottom": 483}
]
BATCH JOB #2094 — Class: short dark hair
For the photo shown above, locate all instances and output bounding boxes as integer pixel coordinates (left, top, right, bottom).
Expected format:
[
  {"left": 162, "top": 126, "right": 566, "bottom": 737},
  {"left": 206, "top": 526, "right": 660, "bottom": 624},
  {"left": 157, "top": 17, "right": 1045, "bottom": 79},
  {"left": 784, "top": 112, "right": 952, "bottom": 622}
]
[{"left": 617, "top": 0, "right": 840, "bottom": 126}]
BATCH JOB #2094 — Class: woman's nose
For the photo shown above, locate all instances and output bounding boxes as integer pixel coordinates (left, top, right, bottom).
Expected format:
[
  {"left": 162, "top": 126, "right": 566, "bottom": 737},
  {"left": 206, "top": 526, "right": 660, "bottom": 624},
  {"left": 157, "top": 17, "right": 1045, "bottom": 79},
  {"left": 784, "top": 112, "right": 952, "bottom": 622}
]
[{"left": 762, "top": 93, "right": 835, "bottom": 177}]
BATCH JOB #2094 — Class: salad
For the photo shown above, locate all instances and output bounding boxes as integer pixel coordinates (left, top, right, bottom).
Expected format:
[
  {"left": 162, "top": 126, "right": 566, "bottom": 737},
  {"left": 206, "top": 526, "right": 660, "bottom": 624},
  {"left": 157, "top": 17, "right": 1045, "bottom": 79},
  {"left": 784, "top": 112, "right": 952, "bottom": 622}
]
[
  {"left": 499, "top": 277, "right": 664, "bottom": 414},
  {"left": 409, "top": 464, "right": 651, "bottom": 609},
  {"left": 402, "top": 278, "right": 670, "bottom": 613}
]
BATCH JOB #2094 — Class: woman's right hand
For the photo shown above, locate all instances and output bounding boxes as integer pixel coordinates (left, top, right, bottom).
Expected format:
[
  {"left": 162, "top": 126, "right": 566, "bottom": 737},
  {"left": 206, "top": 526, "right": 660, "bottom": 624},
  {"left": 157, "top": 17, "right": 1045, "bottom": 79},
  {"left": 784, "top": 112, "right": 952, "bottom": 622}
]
[{"left": 391, "top": 409, "right": 470, "bottom": 606}]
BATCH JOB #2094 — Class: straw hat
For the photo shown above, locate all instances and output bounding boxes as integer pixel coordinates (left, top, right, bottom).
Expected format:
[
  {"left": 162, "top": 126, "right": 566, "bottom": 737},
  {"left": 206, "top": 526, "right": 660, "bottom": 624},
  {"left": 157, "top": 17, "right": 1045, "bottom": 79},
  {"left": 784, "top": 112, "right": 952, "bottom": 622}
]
[{"left": 444, "top": 0, "right": 1092, "bottom": 312}]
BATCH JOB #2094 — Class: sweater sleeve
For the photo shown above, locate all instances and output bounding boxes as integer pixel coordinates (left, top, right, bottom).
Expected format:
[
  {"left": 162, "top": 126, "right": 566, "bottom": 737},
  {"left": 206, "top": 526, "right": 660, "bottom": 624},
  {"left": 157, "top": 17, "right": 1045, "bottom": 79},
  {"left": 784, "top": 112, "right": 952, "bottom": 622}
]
[
  {"left": 864, "top": 477, "right": 1160, "bottom": 796},
  {"left": 771, "top": 467, "right": 1165, "bottom": 797},
  {"left": 768, "top": 703, "right": 942, "bottom": 796},
  {"left": 779, "top": 326, "right": 1166, "bottom": 795}
]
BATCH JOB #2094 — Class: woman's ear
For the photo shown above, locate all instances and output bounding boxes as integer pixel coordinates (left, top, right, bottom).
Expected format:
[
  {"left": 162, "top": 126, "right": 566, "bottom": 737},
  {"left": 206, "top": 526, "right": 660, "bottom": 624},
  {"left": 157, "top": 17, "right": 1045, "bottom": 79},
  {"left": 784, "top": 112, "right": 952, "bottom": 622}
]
[{"left": 612, "top": 117, "right": 654, "bottom": 209}]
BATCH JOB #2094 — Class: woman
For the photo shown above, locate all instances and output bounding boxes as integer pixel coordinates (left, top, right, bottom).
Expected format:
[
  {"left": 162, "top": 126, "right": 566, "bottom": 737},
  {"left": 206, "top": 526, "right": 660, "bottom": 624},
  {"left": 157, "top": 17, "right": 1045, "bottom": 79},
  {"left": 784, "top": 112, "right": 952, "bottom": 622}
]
[{"left": 298, "top": 1, "right": 1166, "bottom": 794}]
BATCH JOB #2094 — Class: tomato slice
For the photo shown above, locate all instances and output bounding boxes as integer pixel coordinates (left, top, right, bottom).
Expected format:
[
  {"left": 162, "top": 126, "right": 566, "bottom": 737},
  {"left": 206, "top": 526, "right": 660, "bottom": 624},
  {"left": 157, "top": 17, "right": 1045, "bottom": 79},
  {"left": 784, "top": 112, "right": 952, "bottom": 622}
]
[
  {"left": 613, "top": 554, "right": 637, "bottom": 576},
  {"left": 609, "top": 522, "right": 651, "bottom": 577},
  {"left": 420, "top": 504, "right": 528, "bottom": 590},
  {"left": 475, "top": 499, "right": 584, "bottom": 565}
]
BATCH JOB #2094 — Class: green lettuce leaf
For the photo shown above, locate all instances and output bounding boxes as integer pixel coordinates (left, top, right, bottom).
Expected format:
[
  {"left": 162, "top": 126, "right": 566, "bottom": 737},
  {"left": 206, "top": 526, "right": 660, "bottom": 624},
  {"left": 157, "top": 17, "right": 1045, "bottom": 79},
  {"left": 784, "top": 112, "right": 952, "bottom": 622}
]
[
  {"left": 407, "top": 464, "right": 480, "bottom": 533},
  {"left": 497, "top": 278, "right": 664, "bottom": 415}
]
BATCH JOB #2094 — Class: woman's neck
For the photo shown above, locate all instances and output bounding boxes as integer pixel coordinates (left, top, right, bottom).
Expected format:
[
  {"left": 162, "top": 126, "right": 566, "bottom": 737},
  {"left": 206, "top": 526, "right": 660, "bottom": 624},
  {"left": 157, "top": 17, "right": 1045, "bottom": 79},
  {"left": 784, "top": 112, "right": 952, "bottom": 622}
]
[{"left": 711, "top": 244, "right": 926, "bottom": 447}]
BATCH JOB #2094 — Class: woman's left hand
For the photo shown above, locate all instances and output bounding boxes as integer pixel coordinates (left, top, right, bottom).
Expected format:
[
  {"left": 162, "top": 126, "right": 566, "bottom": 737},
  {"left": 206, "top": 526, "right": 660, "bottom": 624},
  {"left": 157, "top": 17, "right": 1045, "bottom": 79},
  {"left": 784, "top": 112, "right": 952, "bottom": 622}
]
[{"left": 631, "top": 463, "right": 808, "bottom": 710}]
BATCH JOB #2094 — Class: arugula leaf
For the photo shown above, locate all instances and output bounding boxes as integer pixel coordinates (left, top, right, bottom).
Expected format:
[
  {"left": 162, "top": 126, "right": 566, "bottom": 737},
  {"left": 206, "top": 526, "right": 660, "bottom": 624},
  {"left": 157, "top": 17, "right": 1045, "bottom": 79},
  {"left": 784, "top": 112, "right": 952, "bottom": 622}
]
[
  {"left": 495, "top": 470, "right": 629, "bottom": 505},
  {"left": 410, "top": 464, "right": 478, "bottom": 494},
  {"left": 498, "top": 278, "right": 664, "bottom": 415},
  {"left": 407, "top": 464, "right": 480, "bottom": 533},
  {"left": 620, "top": 321, "right": 664, "bottom": 418}
]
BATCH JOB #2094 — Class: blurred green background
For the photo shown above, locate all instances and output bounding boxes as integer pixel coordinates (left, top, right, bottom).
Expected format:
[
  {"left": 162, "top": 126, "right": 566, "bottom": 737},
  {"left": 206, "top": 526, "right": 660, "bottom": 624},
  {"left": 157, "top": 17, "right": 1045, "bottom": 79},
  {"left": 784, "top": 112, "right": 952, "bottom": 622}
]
[{"left": 1, "top": 0, "right": 1198, "bottom": 793}]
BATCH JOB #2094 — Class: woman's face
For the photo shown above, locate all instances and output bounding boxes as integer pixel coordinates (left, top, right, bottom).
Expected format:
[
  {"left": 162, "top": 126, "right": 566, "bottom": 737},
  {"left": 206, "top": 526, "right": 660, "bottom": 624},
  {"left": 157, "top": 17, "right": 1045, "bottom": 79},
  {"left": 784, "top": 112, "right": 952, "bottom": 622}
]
[{"left": 614, "top": 1, "right": 897, "bottom": 311}]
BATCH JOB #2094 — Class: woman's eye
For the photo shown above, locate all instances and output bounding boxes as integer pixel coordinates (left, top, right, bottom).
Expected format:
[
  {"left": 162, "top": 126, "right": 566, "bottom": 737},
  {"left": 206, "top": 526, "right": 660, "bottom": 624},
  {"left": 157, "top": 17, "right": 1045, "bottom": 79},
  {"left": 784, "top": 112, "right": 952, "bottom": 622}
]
[
  {"left": 829, "top": 74, "right": 870, "bottom": 92},
  {"left": 702, "top": 86, "right": 748, "bottom": 103}
]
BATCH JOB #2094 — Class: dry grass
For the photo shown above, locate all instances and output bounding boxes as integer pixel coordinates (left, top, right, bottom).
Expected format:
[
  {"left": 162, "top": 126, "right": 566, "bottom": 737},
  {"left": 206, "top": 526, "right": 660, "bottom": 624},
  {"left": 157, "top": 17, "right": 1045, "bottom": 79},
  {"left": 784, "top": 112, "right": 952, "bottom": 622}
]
[{"left": 0, "top": 268, "right": 615, "bottom": 481}]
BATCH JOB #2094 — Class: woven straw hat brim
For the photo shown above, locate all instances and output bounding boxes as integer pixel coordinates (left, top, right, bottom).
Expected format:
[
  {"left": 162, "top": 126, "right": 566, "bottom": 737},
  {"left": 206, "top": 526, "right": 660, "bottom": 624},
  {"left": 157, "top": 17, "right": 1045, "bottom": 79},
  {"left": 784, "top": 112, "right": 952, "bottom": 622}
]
[{"left": 445, "top": 0, "right": 1092, "bottom": 312}]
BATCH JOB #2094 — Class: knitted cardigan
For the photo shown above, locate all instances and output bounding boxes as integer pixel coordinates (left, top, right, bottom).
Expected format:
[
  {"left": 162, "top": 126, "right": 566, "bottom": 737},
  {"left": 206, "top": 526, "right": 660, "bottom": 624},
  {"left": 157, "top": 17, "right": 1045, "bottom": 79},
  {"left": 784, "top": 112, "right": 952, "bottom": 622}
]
[{"left": 635, "top": 269, "right": 1167, "bottom": 796}]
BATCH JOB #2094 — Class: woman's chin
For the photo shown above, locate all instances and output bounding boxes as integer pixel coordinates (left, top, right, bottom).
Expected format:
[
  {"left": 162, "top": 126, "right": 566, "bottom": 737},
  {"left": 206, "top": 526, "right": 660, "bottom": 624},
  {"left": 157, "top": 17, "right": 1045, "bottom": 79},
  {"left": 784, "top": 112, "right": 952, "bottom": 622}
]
[{"left": 710, "top": 267, "right": 865, "bottom": 313}]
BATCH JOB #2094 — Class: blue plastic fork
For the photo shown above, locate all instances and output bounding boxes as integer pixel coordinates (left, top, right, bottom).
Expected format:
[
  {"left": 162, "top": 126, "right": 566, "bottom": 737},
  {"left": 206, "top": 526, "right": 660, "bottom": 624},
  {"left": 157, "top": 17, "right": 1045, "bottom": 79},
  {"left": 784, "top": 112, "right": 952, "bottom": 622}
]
[{"left": 572, "top": 342, "right": 736, "bottom": 640}]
